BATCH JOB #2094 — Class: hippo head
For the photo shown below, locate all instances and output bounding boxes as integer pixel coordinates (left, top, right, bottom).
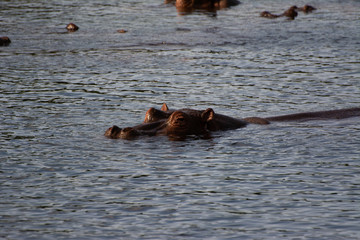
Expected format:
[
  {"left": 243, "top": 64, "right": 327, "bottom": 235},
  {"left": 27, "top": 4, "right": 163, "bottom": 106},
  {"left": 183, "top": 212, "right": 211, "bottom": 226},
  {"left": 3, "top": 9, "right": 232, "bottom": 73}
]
[
  {"left": 283, "top": 6, "right": 298, "bottom": 20},
  {"left": 162, "top": 108, "right": 214, "bottom": 137},
  {"left": 105, "top": 107, "right": 214, "bottom": 140}
]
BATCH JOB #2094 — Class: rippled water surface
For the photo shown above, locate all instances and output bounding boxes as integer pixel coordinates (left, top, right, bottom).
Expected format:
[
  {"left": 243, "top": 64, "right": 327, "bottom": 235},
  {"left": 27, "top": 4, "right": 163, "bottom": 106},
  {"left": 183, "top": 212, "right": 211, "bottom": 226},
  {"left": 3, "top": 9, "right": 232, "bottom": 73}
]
[{"left": 1, "top": 0, "right": 360, "bottom": 239}]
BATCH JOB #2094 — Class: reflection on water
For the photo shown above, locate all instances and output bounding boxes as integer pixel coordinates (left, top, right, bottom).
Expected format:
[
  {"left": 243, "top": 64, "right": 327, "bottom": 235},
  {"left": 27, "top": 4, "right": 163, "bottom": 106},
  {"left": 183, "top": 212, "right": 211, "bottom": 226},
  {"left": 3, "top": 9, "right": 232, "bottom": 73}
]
[{"left": 1, "top": 0, "right": 360, "bottom": 239}]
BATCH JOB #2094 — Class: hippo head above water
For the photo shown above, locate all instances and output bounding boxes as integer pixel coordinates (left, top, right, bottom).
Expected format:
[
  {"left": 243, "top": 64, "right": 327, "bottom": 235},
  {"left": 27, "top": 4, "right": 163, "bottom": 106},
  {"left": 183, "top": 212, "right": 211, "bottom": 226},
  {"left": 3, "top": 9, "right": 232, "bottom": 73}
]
[
  {"left": 144, "top": 103, "right": 254, "bottom": 130},
  {"left": 105, "top": 108, "right": 215, "bottom": 140}
]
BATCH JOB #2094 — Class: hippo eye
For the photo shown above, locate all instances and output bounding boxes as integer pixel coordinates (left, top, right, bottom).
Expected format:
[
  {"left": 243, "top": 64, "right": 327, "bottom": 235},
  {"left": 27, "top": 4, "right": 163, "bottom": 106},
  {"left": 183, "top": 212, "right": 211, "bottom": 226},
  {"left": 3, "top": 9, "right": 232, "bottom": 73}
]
[{"left": 176, "top": 116, "right": 185, "bottom": 123}]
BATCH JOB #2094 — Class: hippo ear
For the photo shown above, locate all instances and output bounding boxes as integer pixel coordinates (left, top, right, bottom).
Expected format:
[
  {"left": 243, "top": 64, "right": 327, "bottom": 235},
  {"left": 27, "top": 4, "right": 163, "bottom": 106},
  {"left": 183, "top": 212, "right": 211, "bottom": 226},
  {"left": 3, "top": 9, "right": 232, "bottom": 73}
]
[
  {"left": 161, "top": 103, "right": 169, "bottom": 111},
  {"left": 201, "top": 108, "right": 215, "bottom": 122}
]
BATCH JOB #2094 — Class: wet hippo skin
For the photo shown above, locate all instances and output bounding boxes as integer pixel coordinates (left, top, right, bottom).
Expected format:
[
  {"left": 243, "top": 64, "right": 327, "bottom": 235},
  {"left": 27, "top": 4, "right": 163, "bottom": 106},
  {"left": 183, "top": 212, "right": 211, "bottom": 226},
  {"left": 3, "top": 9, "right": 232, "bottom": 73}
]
[{"left": 144, "top": 103, "right": 249, "bottom": 131}]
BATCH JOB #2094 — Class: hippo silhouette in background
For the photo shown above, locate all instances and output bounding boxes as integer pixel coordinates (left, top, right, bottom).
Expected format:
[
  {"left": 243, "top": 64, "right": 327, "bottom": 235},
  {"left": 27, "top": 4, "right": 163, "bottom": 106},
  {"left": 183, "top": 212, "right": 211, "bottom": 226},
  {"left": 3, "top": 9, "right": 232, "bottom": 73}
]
[
  {"left": 0, "top": 36, "right": 11, "bottom": 46},
  {"left": 260, "top": 6, "right": 298, "bottom": 20},
  {"left": 105, "top": 103, "right": 360, "bottom": 140},
  {"left": 165, "top": 0, "right": 240, "bottom": 14},
  {"left": 260, "top": 5, "right": 316, "bottom": 20}
]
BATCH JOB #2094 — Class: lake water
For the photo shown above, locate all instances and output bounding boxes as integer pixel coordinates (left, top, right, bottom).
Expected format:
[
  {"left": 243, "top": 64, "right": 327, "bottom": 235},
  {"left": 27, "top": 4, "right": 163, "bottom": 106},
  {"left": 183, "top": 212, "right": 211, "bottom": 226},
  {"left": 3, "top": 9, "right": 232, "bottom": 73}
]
[{"left": 1, "top": 0, "right": 360, "bottom": 239}]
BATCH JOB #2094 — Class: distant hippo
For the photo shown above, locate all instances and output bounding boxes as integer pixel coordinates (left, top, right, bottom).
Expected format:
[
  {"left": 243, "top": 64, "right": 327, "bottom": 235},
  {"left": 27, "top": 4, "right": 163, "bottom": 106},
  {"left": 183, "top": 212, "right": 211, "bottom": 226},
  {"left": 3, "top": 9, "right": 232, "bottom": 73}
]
[
  {"left": 0, "top": 36, "right": 11, "bottom": 46},
  {"left": 261, "top": 5, "right": 298, "bottom": 20},
  {"left": 106, "top": 104, "right": 360, "bottom": 140},
  {"left": 261, "top": 5, "right": 316, "bottom": 20},
  {"left": 282, "top": 6, "right": 298, "bottom": 20},
  {"left": 166, "top": 0, "right": 240, "bottom": 14},
  {"left": 66, "top": 23, "right": 79, "bottom": 32}
]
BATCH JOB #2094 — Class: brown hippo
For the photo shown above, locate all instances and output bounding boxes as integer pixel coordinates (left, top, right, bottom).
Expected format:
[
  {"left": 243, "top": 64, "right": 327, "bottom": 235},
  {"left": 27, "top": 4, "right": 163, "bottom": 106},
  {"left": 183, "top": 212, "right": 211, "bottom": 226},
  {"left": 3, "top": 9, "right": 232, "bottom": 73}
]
[
  {"left": 165, "top": 0, "right": 240, "bottom": 14},
  {"left": 282, "top": 6, "right": 298, "bottom": 20},
  {"left": 144, "top": 103, "right": 251, "bottom": 131},
  {"left": 106, "top": 104, "right": 360, "bottom": 140},
  {"left": 260, "top": 6, "right": 298, "bottom": 20},
  {"left": 144, "top": 103, "right": 360, "bottom": 128},
  {"left": 105, "top": 108, "right": 215, "bottom": 140},
  {"left": 66, "top": 23, "right": 79, "bottom": 32},
  {"left": 0, "top": 36, "right": 11, "bottom": 46}
]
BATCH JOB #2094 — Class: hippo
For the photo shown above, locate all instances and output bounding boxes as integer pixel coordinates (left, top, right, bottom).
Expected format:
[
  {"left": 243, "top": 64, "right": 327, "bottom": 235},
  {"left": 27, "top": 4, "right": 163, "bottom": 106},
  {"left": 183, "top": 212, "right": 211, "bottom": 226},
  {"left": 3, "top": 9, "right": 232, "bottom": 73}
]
[
  {"left": 66, "top": 23, "right": 79, "bottom": 32},
  {"left": 146, "top": 103, "right": 360, "bottom": 125},
  {"left": 260, "top": 5, "right": 298, "bottom": 20},
  {"left": 0, "top": 36, "right": 11, "bottom": 46},
  {"left": 165, "top": 0, "right": 240, "bottom": 14},
  {"left": 105, "top": 108, "right": 215, "bottom": 140},
  {"left": 105, "top": 104, "right": 360, "bottom": 140},
  {"left": 144, "top": 103, "right": 255, "bottom": 131},
  {"left": 282, "top": 6, "right": 298, "bottom": 20}
]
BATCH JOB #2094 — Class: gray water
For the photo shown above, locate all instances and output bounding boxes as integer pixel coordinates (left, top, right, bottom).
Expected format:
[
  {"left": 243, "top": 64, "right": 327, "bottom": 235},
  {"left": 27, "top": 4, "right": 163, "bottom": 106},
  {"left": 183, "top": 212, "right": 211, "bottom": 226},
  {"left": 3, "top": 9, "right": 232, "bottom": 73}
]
[{"left": 1, "top": 0, "right": 360, "bottom": 239}]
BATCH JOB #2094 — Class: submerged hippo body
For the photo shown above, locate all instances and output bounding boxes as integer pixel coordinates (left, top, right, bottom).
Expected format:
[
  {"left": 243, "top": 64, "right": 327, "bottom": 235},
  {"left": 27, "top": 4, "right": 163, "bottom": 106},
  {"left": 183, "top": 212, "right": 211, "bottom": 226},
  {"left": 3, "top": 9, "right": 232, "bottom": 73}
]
[
  {"left": 105, "top": 104, "right": 360, "bottom": 140},
  {"left": 265, "top": 108, "right": 360, "bottom": 122}
]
